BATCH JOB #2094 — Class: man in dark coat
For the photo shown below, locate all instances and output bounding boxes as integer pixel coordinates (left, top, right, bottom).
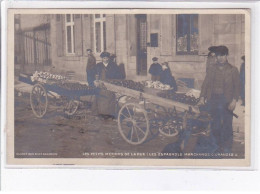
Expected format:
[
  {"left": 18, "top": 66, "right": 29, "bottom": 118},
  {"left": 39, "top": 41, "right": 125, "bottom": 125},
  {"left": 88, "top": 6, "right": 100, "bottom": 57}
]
[
  {"left": 160, "top": 62, "right": 177, "bottom": 91},
  {"left": 86, "top": 49, "right": 96, "bottom": 87},
  {"left": 240, "top": 56, "right": 245, "bottom": 106},
  {"left": 197, "top": 46, "right": 240, "bottom": 153},
  {"left": 95, "top": 52, "right": 122, "bottom": 118},
  {"left": 149, "top": 57, "right": 162, "bottom": 81}
]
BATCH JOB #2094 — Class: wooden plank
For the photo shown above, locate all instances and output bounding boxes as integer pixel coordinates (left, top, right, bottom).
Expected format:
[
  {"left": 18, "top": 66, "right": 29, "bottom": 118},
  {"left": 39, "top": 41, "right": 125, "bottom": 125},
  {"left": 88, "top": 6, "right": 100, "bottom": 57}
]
[{"left": 99, "top": 81, "right": 200, "bottom": 113}]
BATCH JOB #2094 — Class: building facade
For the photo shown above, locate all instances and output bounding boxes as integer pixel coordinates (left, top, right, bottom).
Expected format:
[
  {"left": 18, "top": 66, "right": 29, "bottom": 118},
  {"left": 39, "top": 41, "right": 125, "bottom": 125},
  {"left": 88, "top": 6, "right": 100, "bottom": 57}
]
[{"left": 16, "top": 13, "right": 245, "bottom": 89}]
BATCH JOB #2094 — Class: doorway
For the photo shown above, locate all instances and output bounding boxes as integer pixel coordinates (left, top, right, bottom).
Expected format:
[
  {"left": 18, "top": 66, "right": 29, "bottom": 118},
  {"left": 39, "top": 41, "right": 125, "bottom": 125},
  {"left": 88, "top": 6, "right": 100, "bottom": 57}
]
[{"left": 136, "top": 14, "right": 147, "bottom": 75}]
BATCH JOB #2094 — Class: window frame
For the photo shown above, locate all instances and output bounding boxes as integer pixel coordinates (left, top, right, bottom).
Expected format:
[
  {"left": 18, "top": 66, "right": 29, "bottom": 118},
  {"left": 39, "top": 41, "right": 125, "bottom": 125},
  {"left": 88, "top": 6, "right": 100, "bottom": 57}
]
[
  {"left": 176, "top": 14, "right": 199, "bottom": 55},
  {"left": 93, "top": 14, "right": 106, "bottom": 54},
  {"left": 65, "top": 14, "right": 75, "bottom": 55}
]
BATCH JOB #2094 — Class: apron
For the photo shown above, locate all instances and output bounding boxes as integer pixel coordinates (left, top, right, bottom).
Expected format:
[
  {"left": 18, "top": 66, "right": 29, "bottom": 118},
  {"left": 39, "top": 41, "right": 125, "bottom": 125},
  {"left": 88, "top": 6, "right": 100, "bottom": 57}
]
[
  {"left": 96, "top": 63, "right": 117, "bottom": 116},
  {"left": 97, "top": 89, "right": 116, "bottom": 116}
]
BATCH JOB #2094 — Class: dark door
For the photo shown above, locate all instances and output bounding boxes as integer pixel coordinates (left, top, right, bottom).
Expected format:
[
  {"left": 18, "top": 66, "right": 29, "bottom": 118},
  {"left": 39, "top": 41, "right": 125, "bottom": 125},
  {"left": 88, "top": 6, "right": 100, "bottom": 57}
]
[
  {"left": 18, "top": 24, "right": 51, "bottom": 73},
  {"left": 136, "top": 14, "right": 147, "bottom": 75}
]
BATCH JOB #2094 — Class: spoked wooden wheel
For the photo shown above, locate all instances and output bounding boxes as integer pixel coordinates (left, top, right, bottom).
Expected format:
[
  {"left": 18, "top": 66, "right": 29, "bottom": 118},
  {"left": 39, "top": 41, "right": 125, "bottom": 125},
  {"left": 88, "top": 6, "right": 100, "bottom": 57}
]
[
  {"left": 64, "top": 99, "right": 79, "bottom": 116},
  {"left": 118, "top": 103, "right": 149, "bottom": 145},
  {"left": 155, "top": 106, "right": 180, "bottom": 137},
  {"left": 158, "top": 118, "right": 180, "bottom": 137},
  {"left": 30, "top": 84, "right": 48, "bottom": 118}
]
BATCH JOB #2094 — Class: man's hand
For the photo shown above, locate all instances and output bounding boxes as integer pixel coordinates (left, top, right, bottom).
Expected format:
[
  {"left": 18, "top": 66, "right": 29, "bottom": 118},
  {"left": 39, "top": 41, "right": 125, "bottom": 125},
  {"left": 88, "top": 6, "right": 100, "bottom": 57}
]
[
  {"left": 197, "top": 97, "right": 205, "bottom": 106},
  {"left": 228, "top": 99, "right": 237, "bottom": 111}
]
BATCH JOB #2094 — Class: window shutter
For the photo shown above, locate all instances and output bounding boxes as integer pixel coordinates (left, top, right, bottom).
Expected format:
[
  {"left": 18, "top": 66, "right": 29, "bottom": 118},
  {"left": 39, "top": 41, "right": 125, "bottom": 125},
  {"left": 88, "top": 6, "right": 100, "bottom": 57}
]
[
  {"left": 160, "top": 15, "right": 172, "bottom": 55},
  {"left": 198, "top": 15, "right": 214, "bottom": 55},
  {"left": 74, "top": 15, "right": 83, "bottom": 56},
  {"left": 56, "top": 14, "right": 64, "bottom": 57},
  {"left": 82, "top": 14, "right": 91, "bottom": 56}
]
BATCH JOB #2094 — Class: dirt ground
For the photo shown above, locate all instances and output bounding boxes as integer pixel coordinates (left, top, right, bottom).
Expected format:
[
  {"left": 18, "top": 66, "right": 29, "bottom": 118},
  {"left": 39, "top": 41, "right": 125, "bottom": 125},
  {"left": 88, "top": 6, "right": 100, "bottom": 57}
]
[{"left": 14, "top": 88, "right": 245, "bottom": 159}]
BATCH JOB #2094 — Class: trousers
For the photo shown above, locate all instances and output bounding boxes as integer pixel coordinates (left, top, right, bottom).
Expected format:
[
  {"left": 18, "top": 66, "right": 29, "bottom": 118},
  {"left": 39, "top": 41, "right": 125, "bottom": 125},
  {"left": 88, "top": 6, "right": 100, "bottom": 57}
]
[
  {"left": 87, "top": 69, "right": 96, "bottom": 87},
  {"left": 209, "top": 94, "right": 233, "bottom": 152}
]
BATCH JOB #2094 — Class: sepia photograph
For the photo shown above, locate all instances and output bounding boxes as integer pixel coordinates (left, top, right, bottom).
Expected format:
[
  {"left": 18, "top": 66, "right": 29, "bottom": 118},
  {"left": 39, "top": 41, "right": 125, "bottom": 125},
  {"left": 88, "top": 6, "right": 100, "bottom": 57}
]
[{"left": 6, "top": 9, "right": 250, "bottom": 166}]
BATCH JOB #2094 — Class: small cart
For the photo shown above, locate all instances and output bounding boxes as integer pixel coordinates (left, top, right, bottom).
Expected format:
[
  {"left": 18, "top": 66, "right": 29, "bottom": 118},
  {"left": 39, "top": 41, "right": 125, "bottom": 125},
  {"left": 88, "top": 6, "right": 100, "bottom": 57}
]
[
  {"left": 97, "top": 80, "right": 211, "bottom": 145},
  {"left": 19, "top": 74, "right": 98, "bottom": 118},
  {"left": 30, "top": 82, "right": 98, "bottom": 118}
]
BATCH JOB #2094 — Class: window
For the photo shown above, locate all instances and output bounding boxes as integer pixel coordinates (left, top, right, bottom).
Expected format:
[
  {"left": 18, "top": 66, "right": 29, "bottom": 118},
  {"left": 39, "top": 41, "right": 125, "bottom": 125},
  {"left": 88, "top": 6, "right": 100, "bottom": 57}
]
[
  {"left": 150, "top": 33, "right": 158, "bottom": 47},
  {"left": 93, "top": 14, "right": 106, "bottom": 53},
  {"left": 176, "top": 14, "right": 198, "bottom": 55},
  {"left": 65, "top": 14, "right": 75, "bottom": 54}
]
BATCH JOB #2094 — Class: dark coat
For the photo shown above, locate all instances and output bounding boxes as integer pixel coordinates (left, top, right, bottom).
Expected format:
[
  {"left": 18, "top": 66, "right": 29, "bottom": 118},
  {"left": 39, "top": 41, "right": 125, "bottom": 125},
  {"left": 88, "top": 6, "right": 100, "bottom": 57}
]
[
  {"left": 240, "top": 62, "right": 245, "bottom": 99},
  {"left": 149, "top": 63, "right": 162, "bottom": 76},
  {"left": 86, "top": 53, "right": 96, "bottom": 71},
  {"left": 200, "top": 62, "right": 240, "bottom": 103},
  {"left": 160, "top": 68, "right": 177, "bottom": 91},
  {"left": 95, "top": 61, "right": 123, "bottom": 80},
  {"left": 206, "top": 56, "right": 216, "bottom": 73}
]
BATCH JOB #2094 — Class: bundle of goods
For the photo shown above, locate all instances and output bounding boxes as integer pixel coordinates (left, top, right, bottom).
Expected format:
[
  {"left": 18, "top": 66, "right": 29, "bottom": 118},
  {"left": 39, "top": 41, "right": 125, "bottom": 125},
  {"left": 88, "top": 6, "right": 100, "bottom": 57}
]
[
  {"left": 157, "top": 91, "right": 200, "bottom": 106},
  {"left": 31, "top": 71, "right": 66, "bottom": 83},
  {"left": 106, "top": 79, "right": 144, "bottom": 92},
  {"left": 52, "top": 82, "right": 94, "bottom": 91},
  {"left": 144, "top": 81, "right": 172, "bottom": 90},
  {"left": 185, "top": 89, "right": 201, "bottom": 99}
]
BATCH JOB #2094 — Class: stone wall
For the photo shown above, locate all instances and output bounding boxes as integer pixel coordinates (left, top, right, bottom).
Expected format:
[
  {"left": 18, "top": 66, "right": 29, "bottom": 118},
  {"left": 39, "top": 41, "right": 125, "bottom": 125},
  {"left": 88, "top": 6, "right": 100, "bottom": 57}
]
[
  {"left": 48, "top": 13, "right": 245, "bottom": 87},
  {"left": 20, "top": 15, "right": 49, "bottom": 30},
  {"left": 144, "top": 14, "right": 245, "bottom": 89},
  {"left": 213, "top": 14, "right": 245, "bottom": 69}
]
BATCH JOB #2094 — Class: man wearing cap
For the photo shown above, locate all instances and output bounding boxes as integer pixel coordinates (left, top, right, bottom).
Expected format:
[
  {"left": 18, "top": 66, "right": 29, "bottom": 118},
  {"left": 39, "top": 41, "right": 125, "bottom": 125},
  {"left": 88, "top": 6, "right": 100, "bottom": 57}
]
[
  {"left": 86, "top": 49, "right": 96, "bottom": 87},
  {"left": 94, "top": 52, "right": 122, "bottom": 118},
  {"left": 206, "top": 46, "right": 217, "bottom": 73},
  {"left": 197, "top": 46, "right": 240, "bottom": 153},
  {"left": 149, "top": 57, "right": 162, "bottom": 81}
]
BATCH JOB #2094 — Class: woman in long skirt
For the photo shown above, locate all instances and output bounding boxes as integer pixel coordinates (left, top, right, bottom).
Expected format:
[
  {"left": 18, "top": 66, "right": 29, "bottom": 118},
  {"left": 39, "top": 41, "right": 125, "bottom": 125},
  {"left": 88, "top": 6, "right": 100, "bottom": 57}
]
[{"left": 94, "top": 52, "right": 122, "bottom": 118}]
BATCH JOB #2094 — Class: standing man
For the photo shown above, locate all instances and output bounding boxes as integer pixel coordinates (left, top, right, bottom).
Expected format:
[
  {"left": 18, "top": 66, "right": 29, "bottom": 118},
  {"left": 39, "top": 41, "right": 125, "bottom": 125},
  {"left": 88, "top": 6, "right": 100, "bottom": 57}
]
[
  {"left": 86, "top": 49, "right": 96, "bottom": 87},
  {"left": 240, "top": 56, "right": 245, "bottom": 106},
  {"left": 149, "top": 57, "right": 162, "bottom": 81},
  {"left": 197, "top": 46, "right": 240, "bottom": 153}
]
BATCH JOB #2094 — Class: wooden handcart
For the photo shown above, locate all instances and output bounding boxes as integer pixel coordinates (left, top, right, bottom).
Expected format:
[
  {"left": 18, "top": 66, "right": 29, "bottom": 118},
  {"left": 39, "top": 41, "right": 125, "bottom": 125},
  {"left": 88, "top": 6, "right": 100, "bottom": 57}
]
[
  {"left": 19, "top": 74, "right": 98, "bottom": 118},
  {"left": 96, "top": 80, "right": 211, "bottom": 145}
]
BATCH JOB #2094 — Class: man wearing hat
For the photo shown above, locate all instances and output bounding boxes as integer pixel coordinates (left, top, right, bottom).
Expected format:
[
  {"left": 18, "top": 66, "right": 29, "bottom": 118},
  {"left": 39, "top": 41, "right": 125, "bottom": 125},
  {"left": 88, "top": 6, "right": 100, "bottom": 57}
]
[
  {"left": 86, "top": 49, "right": 96, "bottom": 87},
  {"left": 206, "top": 46, "right": 218, "bottom": 73},
  {"left": 149, "top": 57, "right": 162, "bottom": 81},
  {"left": 198, "top": 45, "right": 240, "bottom": 153},
  {"left": 240, "top": 55, "right": 245, "bottom": 106},
  {"left": 94, "top": 52, "right": 122, "bottom": 118}
]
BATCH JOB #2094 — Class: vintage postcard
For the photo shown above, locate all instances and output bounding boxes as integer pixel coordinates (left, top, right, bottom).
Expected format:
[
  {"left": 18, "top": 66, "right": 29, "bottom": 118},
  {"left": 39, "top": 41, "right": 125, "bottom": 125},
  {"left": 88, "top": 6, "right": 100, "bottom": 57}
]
[{"left": 6, "top": 8, "right": 251, "bottom": 167}]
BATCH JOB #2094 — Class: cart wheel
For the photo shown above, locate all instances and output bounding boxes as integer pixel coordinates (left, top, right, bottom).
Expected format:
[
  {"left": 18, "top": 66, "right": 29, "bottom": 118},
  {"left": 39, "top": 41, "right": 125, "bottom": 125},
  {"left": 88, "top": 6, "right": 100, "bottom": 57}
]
[
  {"left": 64, "top": 100, "right": 79, "bottom": 116},
  {"left": 30, "top": 84, "right": 48, "bottom": 118},
  {"left": 118, "top": 103, "right": 149, "bottom": 145},
  {"left": 159, "top": 120, "right": 179, "bottom": 137}
]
